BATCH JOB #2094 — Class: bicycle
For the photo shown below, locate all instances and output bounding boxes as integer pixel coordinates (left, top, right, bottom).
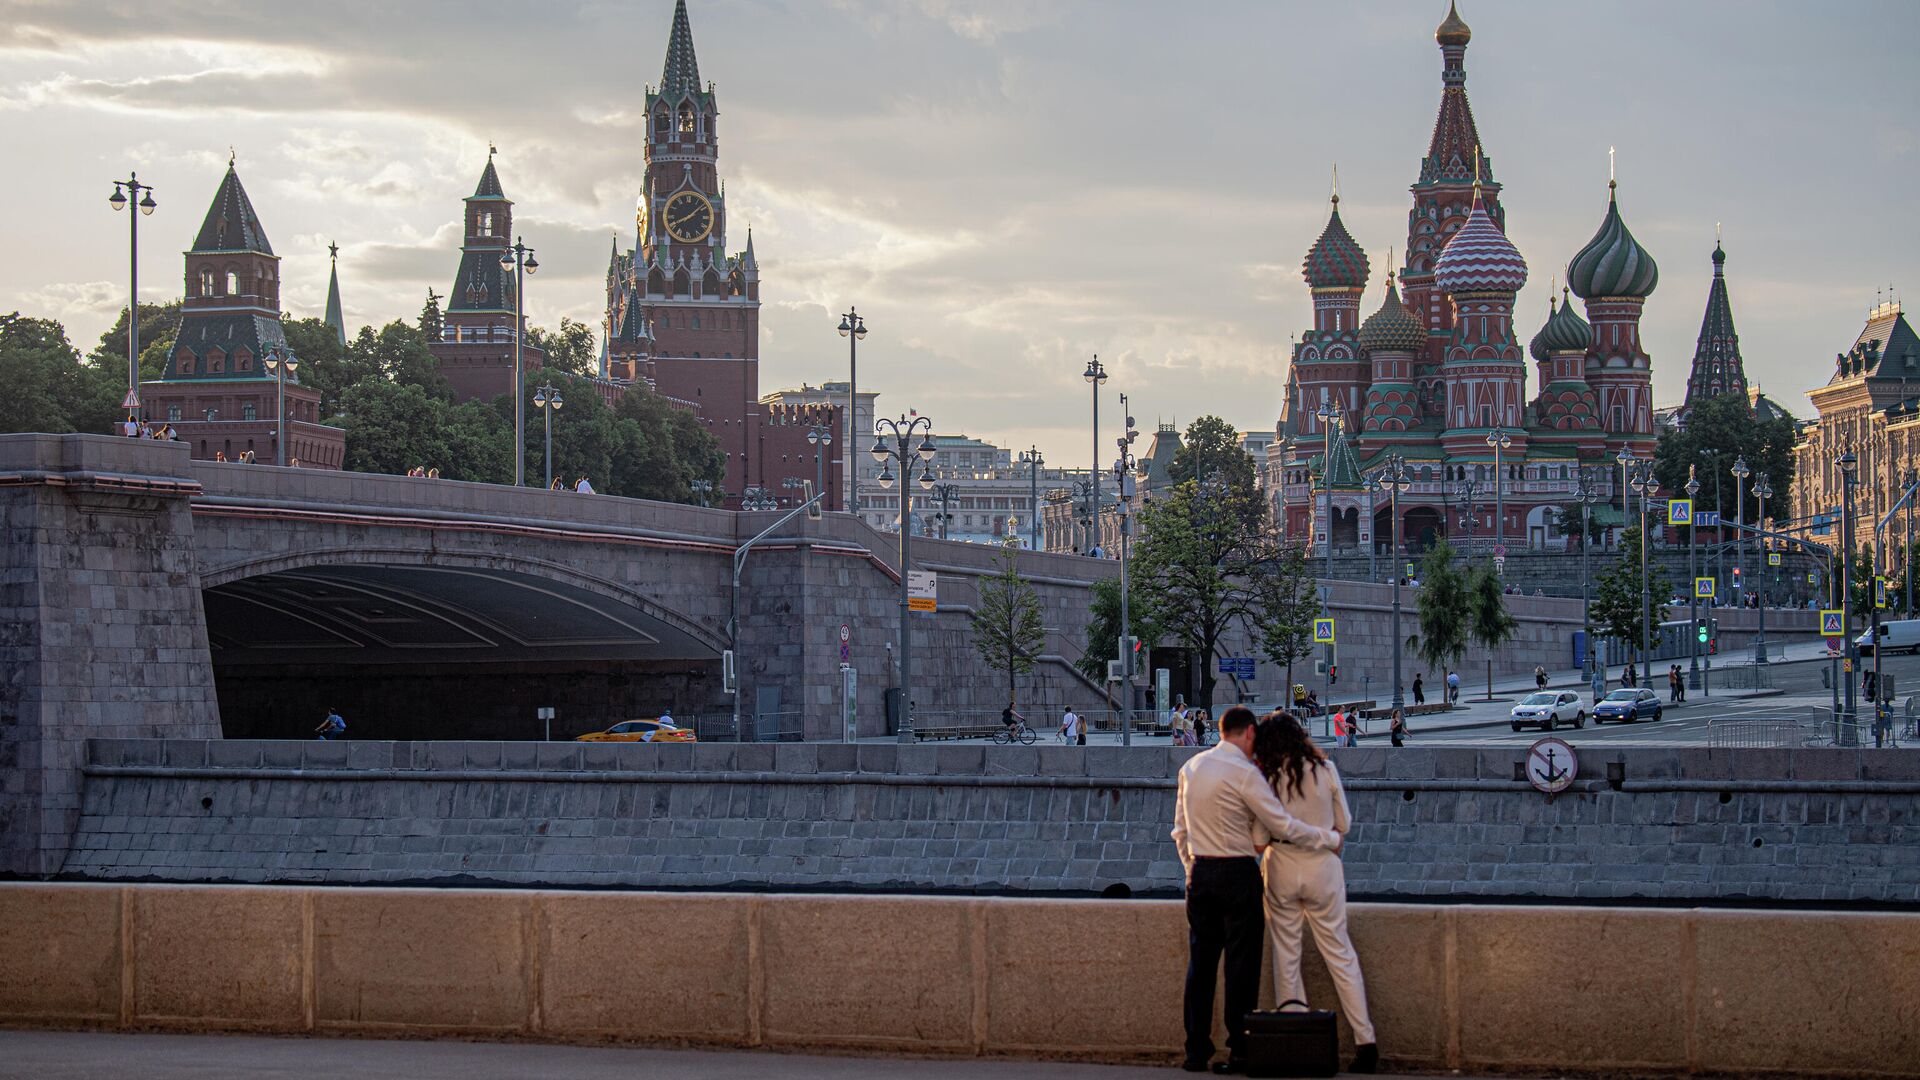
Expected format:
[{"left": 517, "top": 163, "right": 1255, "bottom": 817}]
[{"left": 992, "top": 720, "right": 1038, "bottom": 745}]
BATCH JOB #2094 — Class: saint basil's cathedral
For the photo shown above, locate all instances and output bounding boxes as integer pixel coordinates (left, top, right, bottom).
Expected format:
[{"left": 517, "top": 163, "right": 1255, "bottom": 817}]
[{"left": 1270, "top": 2, "right": 1704, "bottom": 554}]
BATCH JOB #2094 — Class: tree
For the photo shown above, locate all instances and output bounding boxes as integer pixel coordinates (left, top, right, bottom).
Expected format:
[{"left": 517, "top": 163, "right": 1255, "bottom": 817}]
[
  {"left": 973, "top": 538, "right": 1047, "bottom": 708},
  {"left": 417, "top": 289, "right": 444, "bottom": 343},
  {"left": 1466, "top": 562, "right": 1518, "bottom": 699},
  {"left": 609, "top": 383, "right": 725, "bottom": 501},
  {"left": 529, "top": 318, "right": 599, "bottom": 378},
  {"left": 1410, "top": 539, "right": 1471, "bottom": 689},
  {"left": 281, "top": 317, "right": 359, "bottom": 419},
  {"left": 1166, "top": 414, "right": 1262, "bottom": 530},
  {"left": 1250, "top": 540, "right": 1320, "bottom": 695},
  {"left": 336, "top": 380, "right": 510, "bottom": 482},
  {"left": 0, "top": 313, "right": 119, "bottom": 435},
  {"left": 1592, "top": 525, "right": 1670, "bottom": 672},
  {"left": 1551, "top": 503, "right": 1605, "bottom": 550},
  {"left": 89, "top": 302, "right": 181, "bottom": 386},
  {"left": 350, "top": 321, "right": 450, "bottom": 399},
  {"left": 1078, "top": 577, "right": 1160, "bottom": 684},
  {"left": 1654, "top": 391, "right": 1796, "bottom": 528}
]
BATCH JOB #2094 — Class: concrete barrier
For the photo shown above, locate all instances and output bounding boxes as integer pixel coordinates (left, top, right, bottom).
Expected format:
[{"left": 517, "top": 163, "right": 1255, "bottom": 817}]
[{"left": 2, "top": 883, "right": 1915, "bottom": 1076}]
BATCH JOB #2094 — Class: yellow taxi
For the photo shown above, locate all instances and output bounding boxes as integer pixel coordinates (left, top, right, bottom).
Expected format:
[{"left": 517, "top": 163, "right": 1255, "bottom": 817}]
[{"left": 575, "top": 718, "right": 698, "bottom": 744}]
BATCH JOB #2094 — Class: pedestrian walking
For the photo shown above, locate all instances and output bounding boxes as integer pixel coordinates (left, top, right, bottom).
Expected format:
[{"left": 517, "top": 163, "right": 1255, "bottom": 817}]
[
  {"left": 314, "top": 708, "right": 345, "bottom": 740},
  {"left": 1389, "top": 709, "right": 1408, "bottom": 748},
  {"left": 1170, "top": 707, "right": 1342, "bottom": 1075},
  {"left": 1168, "top": 696, "right": 1190, "bottom": 742},
  {"left": 1669, "top": 665, "right": 1683, "bottom": 703},
  {"left": 1411, "top": 673, "right": 1425, "bottom": 706},
  {"left": 1445, "top": 669, "right": 1460, "bottom": 705},
  {"left": 1193, "top": 708, "right": 1210, "bottom": 747},
  {"left": 1251, "top": 712, "right": 1378, "bottom": 1074},
  {"left": 1061, "top": 706, "right": 1081, "bottom": 745},
  {"left": 574, "top": 475, "right": 595, "bottom": 494},
  {"left": 1534, "top": 665, "right": 1548, "bottom": 691}
]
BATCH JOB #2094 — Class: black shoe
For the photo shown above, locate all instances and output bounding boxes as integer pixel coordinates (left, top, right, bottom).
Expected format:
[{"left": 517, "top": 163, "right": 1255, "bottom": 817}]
[
  {"left": 1350, "top": 1043, "right": 1378, "bottom": 1074},
  {"left": 1211, "top": 1061, "right": 1246, "bottom": 1076},
  {"left": 1181, "top": 1060, "right": 1211, "bottom": 1074}
]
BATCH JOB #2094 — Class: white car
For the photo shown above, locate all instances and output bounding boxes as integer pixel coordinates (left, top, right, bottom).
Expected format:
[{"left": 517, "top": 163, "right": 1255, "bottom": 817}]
[
  {"left": 1856, "top": 619, "right": 1920, "bottom": 656},
  {"left": 1510, "top": 690, "right": 1585, "bottom": 732}
]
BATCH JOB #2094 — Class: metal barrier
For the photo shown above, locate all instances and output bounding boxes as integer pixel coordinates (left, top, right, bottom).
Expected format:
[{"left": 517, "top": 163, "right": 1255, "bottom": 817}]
[
  {"left": 1716, "top": 664, "right": 1775, "bottom": 691},
  {"left": 1705, "top": 716, "right": 1808, "bottom": 749}
]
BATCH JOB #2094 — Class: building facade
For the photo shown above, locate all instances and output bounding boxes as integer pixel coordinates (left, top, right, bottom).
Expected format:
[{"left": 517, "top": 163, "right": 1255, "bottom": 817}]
[
  {"left": 1268, "top": 3, "right": 1659, "bottom": 557},
  {"left": 1793, "top": 301, "right": 1920, "bottom": 550},
  {"left": 427, "top": 151, "right": 548, "bottom": 405},
  {"left": 140, "top": 160, "right": 344, "bottom": 469}
]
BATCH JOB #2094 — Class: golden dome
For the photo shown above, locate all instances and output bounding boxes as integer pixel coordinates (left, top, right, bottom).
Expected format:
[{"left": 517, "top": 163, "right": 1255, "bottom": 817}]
[{"left": 1436, "top": 1, "right": 1471, "bottom": 47}]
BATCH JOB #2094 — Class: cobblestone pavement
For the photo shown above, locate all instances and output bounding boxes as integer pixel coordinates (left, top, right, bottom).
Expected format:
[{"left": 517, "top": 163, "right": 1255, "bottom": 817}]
[{"left": 0, "top": 1031, "right": 1504, "bottom": 1080}]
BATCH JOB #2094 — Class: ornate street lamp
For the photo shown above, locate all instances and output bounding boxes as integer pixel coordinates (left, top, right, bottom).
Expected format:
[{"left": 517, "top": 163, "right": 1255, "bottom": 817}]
[
  {"left": 1628, "top": 460, "right": 1660, "bottom": 688},
  {"left": 1838, "top": 447, "right": 1860, "bottom": 740},
  {"left": 805, "top": 422, "right": 833, "bottom": 507},
  {"left": 1575, "top": 467, "right": 1604, "bottom": 696},
  {"left": 932, "top": 482, "right": 959, "bottom": 540},
  {"left": 1084, "top": 355, "right": 1108, "bottom": 551},
  {"left": 1114, "top": 408, "right": 1142, "bottom": 744},
  {"left": 837, "top": 308, "right": 868, "bottom": 512},
  {"left": 1686, "top": 465, "right": 1702, "bottom": 691},
  {"left": 873, "top": 413, "right": 938, "bottom": 742},
  {"left": 1485, "top": 429, "right": 1512, "bottom": 563},
  {"left": 261, "top": 348, "right": 299, "bottom": 466},
  {"left": 1379, "top": 454, "right": 1412, "bottom": 711},
  {"left": 1019, "top": 446, "right": 1044, "bottom": 551},
  {"left": 108, "top": 172, "right": 157, "bottom": 423},
  {"left": 499, "top": 237, "right": 538, "bottom": 486},
  {"left": 533, "top": 382, "right": 564, "bottom": 489},
  {"left": 1752, "top": 471, "right": 1774, "bottom": 664}
]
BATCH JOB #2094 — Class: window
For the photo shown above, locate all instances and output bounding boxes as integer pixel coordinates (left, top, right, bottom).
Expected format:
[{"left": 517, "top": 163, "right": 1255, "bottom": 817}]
[
  {"left": 692, "top": 314, "right": 701, "bottom": 330},
  {"left": 679, "top": 105, "right": 695, "bottom": 133},
  {"left": 208, "top": 350, "right": 225, "bottom": 374},
  {"left": 226, "top": 270, "right": 239, "bottom": 296},
  {"left": 166, "top": 405, "right": 181, "bottom": 421},
  {"left": 242, "top": 402, "right": 256, "bottom": 421},
  {"left": 236, "top": 350, "right": 252, "bottom": 371},
  {"left": 177, "top": 353, "right": 195, "bottom": 376},
  {"left": 199, "top": 269, "right": 214, "bottom": 296},
  {"left": 655, "top": 111, "right": 668, "bottom": 134},
  {"left": 481, "top": 212, "right": 493, "bottom": 232}
]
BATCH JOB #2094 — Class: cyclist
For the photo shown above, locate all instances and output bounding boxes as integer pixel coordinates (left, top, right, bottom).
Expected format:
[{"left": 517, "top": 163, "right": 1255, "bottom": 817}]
[{"left": 1001, "top": 704, "right": 1027, "bottom": 735}]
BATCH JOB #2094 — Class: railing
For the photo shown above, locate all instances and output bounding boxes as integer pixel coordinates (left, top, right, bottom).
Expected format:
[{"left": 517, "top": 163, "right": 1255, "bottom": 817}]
[
  {"left": 1705, "top": 716, "right": 1810, "bottom": 749},
  {"left": 1717, "top": 664, "right": 1775, "bottom": 691}
]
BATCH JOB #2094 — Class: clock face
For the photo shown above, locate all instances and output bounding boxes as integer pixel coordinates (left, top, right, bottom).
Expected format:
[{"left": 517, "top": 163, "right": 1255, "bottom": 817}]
[{"left": 664, "top": 191, "right": 714, "bottom": 243}]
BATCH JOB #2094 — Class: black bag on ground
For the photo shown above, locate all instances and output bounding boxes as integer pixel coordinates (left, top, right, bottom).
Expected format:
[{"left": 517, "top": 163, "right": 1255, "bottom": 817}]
[{"left": 1242, "top": 1000, "right": 1339, "bottom": 1078}]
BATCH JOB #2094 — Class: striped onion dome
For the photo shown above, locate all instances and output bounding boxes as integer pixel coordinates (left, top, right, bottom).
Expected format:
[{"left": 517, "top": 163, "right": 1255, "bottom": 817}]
[
  {"left": 1302, "top": 197, "right": 1370, "bottom": 289},
  {"left": 1433, "top": 192, "right": 1527, "bottom": 295},
  {"left": 1567, "top": 182, "right": 1659, "bottom": 299},
  {"left": 1530, "top": 288, "right": 1592, "bottom": 360},
  {"left": 1358, "top": 273, "right": 1428, "bottom": 353}
]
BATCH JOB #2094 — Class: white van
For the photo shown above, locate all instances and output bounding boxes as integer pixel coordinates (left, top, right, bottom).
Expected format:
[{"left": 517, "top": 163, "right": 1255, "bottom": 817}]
[{"left": 1856, "top": 619, "right": 1920, "bottom": 655}]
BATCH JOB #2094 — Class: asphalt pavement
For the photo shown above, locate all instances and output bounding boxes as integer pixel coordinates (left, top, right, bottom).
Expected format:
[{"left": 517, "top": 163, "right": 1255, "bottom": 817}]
[{"left": 0, "top": 1031, "right": 1518, "bottom": 1080}]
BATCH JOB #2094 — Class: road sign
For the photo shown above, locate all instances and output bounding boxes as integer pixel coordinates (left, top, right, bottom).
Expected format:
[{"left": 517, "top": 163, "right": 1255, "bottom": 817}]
[
  {"left": 1668, "top": 499, "right": 1693, "bottom": 525},
  {"left": 1876, "top": 577, "right": 1890, "bottom": 608},
  {"left": 1695, "top": 576, "right": 1715, "bottom": 599},
  {"left": 1313, "top": 618, "right": 1336, "bottom": 644},
  {"left": 1808, "top": 572, "right": 1818, "bottom": 585},
  {"left": 1820, "top": 609, "right": 1844, "bottom": 636},
  {"left": 1494, "top": 556, "right": 1506, "bottom": 574},
  {"left": 1218, "top": 657, "right": 1255, "bottom": 679},
  {"left": 1525, "top": 737, "right": 1578, "bottom": 795},
  {"left": 907, "top": 570, "right": 937, "bottom": 612},
  {"left": 840, "top": 664, "right": 858, "bottom": 742},
  {"left": 1769, "top": 552, "right": 1783, "bottom": 567},
  {"left": 1155, "top": 668, "right": 1170, "bottom": 714},
  {"left": 839, "top": 623, "right": 851, "bottom": 663},
  {"left": 1696, "top": 510, "right": 1721, "bottom": 527},
  {"left": 1844, "top": 658, "right": 1854, "bottom": 674},
  {"left": 121, "top": 388, "right": 142, "bottom": 410}
]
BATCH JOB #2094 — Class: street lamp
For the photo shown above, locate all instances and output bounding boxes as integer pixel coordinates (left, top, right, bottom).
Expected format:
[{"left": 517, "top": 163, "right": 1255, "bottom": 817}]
[
  {"left": 1115, "top": 410, "right": 1142, "bottom": 745},
  {"left": 1020, "top": 446, "right": 1044, "bottom": 551},
  {"left": 805, "top": 422, "right": 833, "bottom": 506},
  {"left": 499, "top": 237, "right": 538, "bottom": 486},
  {"left": 532, "top": 382, "right": 563, "bottom": 488},
  {"left": 1379, "top": 454, "right": 1412, "bottom": 711},
  {"left": 932, "top": 482, "right": 959, "bottom": 540},
  {"left": 1485, "top": 430, "right": 1512, "bottom": 563},
  {"left": 1361, "top": 473, "right": 1381, "bottom": 582},
  {"left": 1084, "top": 355, "right": 1108, "bottom": 552},
  {"left": 1685, "top": 465, "right": 1702, "bottom": 691},
  {"left": 873, "top": 413, "right": 937, "bottom": 742},
  {"left": 1628, "top": 460, "right": 1659, "bottom": 689},
  {"left": 1752, "top": 471, "right": 1773, "bottom": 664},
  {"left": 261, "top": 348, "right": 299, "bottom": 466},
  {"left": 837, "top": 308, "right": 868, "bottom": 512},
  {"left": 108, "top": 172, "right": 156, "bottom": 424},
  {"left": 1066, "top": 478, "right": 1094, "bottom": 553},
  {"left": 742, "top": 486, "right": 778, "bottom": 511},
  {"left": 1575, "top": 467, "right": 1603, "bottom": 697},
  {"left": 1731, "top": 455, "right": 1751, "bottom": 612},
  {"left": 1314, "top": 392, "right": 1342, "bottom": 702},
  {"left": 1838, "top": 447, "right": 1859, "bottom": 740}
]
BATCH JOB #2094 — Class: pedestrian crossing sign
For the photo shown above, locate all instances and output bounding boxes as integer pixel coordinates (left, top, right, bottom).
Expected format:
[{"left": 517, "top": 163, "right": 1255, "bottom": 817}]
[
  {"left": 1695, "top": 576, "right": 1715, "bottom": 598},
  {"left": 1313, "top": 618, "right": 1337, "bottom": 644},
  {"left": 1768, "top": 552, "right": 1782, "bottom": 567},
  {"left": 1877, "top": 577, "right": 1890, "bottom": 608},
  {"left": 1820, "top": 609, "right": 1843, "bottom": 636},
  {"left": 1668, "top": 499, "right": 1693, "bottom": 525}
]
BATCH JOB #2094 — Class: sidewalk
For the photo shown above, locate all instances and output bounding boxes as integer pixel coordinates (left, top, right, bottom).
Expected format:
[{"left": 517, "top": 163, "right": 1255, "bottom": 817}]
[{"left": 0, "top": 1030, "right": 1551, "bottom": 1080}]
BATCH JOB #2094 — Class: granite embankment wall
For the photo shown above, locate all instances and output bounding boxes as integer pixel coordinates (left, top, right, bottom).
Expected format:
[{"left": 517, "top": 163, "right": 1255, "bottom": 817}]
[
  {"left": 2, "top": 883, "right": 1917, "bottom": 1077},
  {"left": 58, "top": 740, "right": 1920, "bottom": 904}
]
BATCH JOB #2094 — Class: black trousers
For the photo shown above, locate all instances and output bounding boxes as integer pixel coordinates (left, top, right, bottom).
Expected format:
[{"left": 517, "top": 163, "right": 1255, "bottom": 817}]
[{"left": 1183, "top": 855, "right": 1264, "bottom": 1063}]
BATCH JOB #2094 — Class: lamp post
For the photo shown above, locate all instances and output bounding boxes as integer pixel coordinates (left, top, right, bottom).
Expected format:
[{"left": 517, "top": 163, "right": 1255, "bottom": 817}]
[
  {"left": 873, "top": 413, "right": 937, "bottom": 743},
  {"left": 1115, "top": 412, "right": 1142, "bottom": 745},
  {"left": 1067, "top": 479, "right": 1094, "bottom": 553},
  {"left": 1020, "top": 446, "right": 1044, "bottom": 550},
  {"left": 1732, "top": 455, "right": 1751, "bottom": 613},
  {"left": 1685, "top": 465, "right": 1702, "bottom": 691},
  {"left": 837, "top": 308, "right": 868, "bottom": 512},
  {"left": 1362, "top": 474, "right": 1381, "bottom": 582},
  {"left": 742, "top": 486, "right": 778, "bottom": 511},
  {"left": 1379, "top": 454, "right": 1411, "bottom": 711},
  {"left": 1314, "top": 393, "right": 1342, "bottom": 700},
  {"left": 108, "top": 172, "right": 157, "bottom": 423},
  {"left": 532, "top": 382, "right": 563, "bottom": 489},
  {"left": 1752, "top": 472, "right": 1773, "bottom": 663},
  {"left": 1576, "top": 467, "right": 1603, "bottom": 697},
  {"left": 1628, "top": 460, "right": 1659, "bottom": 689},
  {"left": 499, "top": 237, "right": 538, "bottom": 486},
  {"left": 1838, "top": 447, "right": 1859, "bottom": 741},
  {"left": 691, "top": 479, "right": 715, "bottom": 508},
  {"left": 261, "top": 348, "right": 300, "bottom": 466},
  {"left": 1084, "top": 356, "right": 1108, "bottom": 553},
  {"left": 805, "top": 422, "right": 833, "bottom": 505},
  {"left": 1485, "top": 430, "right": 1512, "bottom": 563},
  {"left": 933, "top": 482, "right": 959, "bottom": 541}
]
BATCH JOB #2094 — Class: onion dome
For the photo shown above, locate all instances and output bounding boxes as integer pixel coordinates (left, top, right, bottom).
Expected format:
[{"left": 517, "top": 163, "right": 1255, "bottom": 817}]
[
  {"left": 1302, "top": 196, "right": 1370, "bottom": 289},
  {"left": 1359, "top": 272, "right": 1428, "bottom": 353},
  {"left": 1568, "top": 181, "right": 1659, "bottom": 299},
  {"left": 1436, "top": 1, "right": 1471, "bottom": 46},
  {"left": 1530, "top": 287, "right": 1592, "bottom": 358},
  {"left": 1433, "top": 192, "right": 1527, "bottom": 295}
]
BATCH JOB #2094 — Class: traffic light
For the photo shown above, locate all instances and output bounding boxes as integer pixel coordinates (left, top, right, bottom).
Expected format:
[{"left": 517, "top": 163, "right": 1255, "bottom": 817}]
[
  {"left": 1697, "top": 621, "right": 1709, "bottom": 644},
  {"left": 1328, "top": 664, "right": 1339, "bottom": 686},
  {"left": 1732, "top": 566, "right": 1742, "bottom": 589}
]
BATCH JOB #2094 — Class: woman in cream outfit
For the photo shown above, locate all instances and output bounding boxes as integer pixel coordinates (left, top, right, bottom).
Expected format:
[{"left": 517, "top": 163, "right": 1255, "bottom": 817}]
[{"left": 1251, "top": 712, "right": 1377, "bottom": 1073}]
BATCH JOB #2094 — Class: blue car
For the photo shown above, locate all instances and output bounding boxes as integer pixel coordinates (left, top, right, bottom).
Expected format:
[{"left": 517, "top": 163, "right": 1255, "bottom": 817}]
[{"left": 1593, "top": 688, "right": 1663, "bottom": 724}]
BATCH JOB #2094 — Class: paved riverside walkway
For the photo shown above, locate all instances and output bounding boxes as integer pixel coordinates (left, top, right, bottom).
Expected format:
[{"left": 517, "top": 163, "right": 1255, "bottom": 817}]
[{"left": 0, "top": 1031, "right": 1516, "bottom": 1079}]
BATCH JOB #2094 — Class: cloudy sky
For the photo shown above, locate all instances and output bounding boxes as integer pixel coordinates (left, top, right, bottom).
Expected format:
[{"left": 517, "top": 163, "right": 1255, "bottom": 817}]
[{"left": 4, "top": 0, "right": 1916, "bottom": 466}]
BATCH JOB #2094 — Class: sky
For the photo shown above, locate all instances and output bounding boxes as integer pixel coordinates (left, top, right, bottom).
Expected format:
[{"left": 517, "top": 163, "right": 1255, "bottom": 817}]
[{"left": 4, "top": 0, "right": 1917, "bottom": 469}]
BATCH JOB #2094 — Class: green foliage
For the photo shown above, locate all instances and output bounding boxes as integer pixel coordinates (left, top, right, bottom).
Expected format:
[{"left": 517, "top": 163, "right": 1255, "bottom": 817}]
[
  {"left": 1654, "top": 391, "right": 1796, "bottom": 526},
  {"left": 0, "top": 313, "right": 121, "bottom": 435},
  {"left": 1466, "top": 561, "right": 1519, "bottom": 696},
  {"left": 1078, "top": 577, "right": 1161, "bottom": 682},
  {"left": 1551, "top": 503, "right": 1605, "bottom": 549},
  {"left": 972, "top": 538, "right": 1048, "bottom": 706},
  {"left": 417, "top": 289, "right": 444, "bottom": 342},
  {"left": 1251, "top": 540, "right": 1321, "bottom": 689},
  {"left": 350, "top": 321, "right": 450, "bottom": 400},
  {"left": 337, "top": 380, "right": 509, "bottom": 482},
  {"left": 1165, "top": 414, "right": 1262, "bottom": 529},
  {"left": 1410, "top": 539, "right": 1471, "bottom": 676},
  {"left": 89, "top": 301, "right": 181, "bottom": 385},
  {"left": 280, "top": 317, "right": 358, "bottom": 419},
  {"left": 1592, "top": 525, "right": 1670, "bottom": 660},
  {"left": 529, "top": 318, "right": 600, "bottom": 378},
  {"left": 609, "top": 381, "right": 726, "bottom": 501}
]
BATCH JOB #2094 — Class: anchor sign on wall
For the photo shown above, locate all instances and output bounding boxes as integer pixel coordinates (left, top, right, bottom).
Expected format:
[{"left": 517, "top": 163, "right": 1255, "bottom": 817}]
[{"left": 1526, "top": 737, "right": 1578, "bottom": 796}]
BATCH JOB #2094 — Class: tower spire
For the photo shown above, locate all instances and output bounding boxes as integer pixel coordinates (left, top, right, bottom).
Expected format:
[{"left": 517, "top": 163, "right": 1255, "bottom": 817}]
[
  {"left": 661, "top": 0, "right": 702, "bottom": 96},
  {"left": 1686, "top": 238, "right": 1747, "bottom": 409},
  {"left": 324, "top": 241, "right": 345, "bottom": 346}
]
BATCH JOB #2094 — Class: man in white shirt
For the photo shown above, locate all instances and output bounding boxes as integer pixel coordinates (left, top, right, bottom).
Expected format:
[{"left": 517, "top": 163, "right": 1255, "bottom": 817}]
[
  {"left": 1060, "top": 707, "right": 1081, "bottom": 744},
  {"left": 1171, "top": 705, "right": 1341, "bottom": 1073}
]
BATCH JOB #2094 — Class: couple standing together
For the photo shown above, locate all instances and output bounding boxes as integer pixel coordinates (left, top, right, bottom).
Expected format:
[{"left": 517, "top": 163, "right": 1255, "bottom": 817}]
[{"left": 1171, "top": 706, "right": 1376, "bottom": 1075}]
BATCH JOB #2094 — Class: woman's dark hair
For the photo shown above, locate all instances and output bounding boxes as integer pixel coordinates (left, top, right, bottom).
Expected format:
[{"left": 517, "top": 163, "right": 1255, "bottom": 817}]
[{"left": 1253, "top": 711, "right": 1325, "bottom": 799}]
